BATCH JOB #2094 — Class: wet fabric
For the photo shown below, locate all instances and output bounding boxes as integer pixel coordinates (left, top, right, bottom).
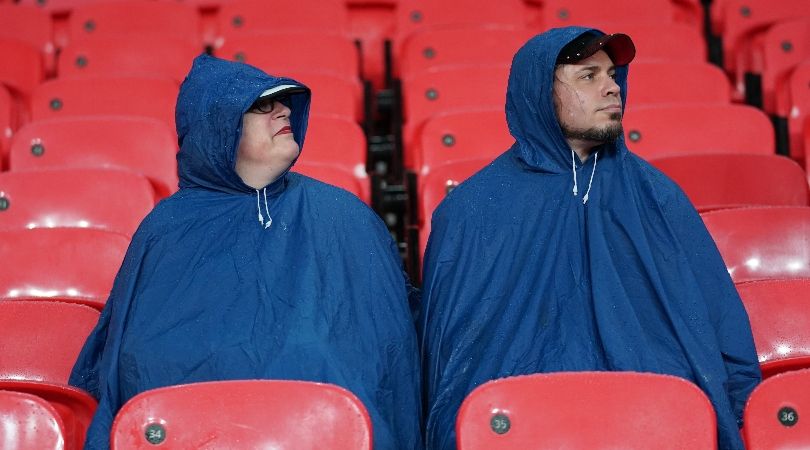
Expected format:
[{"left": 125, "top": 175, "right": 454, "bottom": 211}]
[
  {"left": 70, "top": 54, "right": 422, "bottom": 450},
  {"left": 419, "top": 27, "right": 760, "bottom": 450}
]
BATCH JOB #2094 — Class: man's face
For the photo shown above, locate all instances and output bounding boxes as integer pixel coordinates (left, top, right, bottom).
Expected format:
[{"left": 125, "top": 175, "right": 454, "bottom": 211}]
[
  {"left": 552, "top": 50, "right": 623, "bottom": 145},
  {"left": 235, "top": 97, "right": 300, "bottom": 177}
]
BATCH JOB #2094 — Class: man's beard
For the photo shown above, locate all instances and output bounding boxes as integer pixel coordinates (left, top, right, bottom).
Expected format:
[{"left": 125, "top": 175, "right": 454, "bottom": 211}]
[{"left": 561, "top": 114, "right": 623, "bottom": 143}]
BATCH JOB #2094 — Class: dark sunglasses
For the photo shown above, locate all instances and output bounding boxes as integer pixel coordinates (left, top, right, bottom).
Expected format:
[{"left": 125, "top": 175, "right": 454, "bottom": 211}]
[{"left": 248, "top": 94, "right": 292, "bottom": 114}]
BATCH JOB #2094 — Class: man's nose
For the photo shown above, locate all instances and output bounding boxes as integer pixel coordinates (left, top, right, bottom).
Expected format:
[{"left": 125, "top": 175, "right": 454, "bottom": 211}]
[
  {"left": 604, "top": 77, "right": 620, "bottom": 96},
  {"left": 273, "top": 102, "right": 291, "bottom": 118}
]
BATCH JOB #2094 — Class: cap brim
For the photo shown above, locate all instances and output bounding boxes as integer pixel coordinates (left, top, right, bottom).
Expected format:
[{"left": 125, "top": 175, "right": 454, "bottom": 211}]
[
  {"left": 258, "top": 84, "right": 308, "bottom": 99},
  {"left": 595, "top": 33, "right": 636, "bottom": 66}
]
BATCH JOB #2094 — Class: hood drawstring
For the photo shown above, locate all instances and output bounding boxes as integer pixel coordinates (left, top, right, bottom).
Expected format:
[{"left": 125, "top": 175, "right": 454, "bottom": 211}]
[
  {"left": 255, "top": 188, "right": 273, "bottom": 229},
  {"left": 571, "top": 150, "right": 598, "bottom": 205}
]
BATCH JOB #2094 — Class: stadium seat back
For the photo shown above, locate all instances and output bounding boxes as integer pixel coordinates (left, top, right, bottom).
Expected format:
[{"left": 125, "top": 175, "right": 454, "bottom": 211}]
[
  {"left": 594, "top": 22, "right": 707, "bottom": 62},
  {"left": 628, "top": 62, "right": 731, "bottom": 105},
  {"left": 68, "top": 0, "right": 201, "bottom": 42},
  {"left": 0, "top": 228, "right": 129, "bottom": 307},
  {"left": 736, "top": 279, "right": 810, "bottom": 378},
  {"left": 788, "top": 63, "right": 810, "bottom": 162},
  {"left": 216, "top": 0, "right": 349, "bottom": 35},
  {"left": 0, "top": 390, "right": 66, "bottom": 450},
  {"left": 0, "top": 5, "right": 54, "bottom": 59},
  {"left": 0, "top": 168, "right": 155, "bottom": 237},
  {"left": 284, "top": 71, "right": 363, "bottom": 122},
  {"left": 111, "top": 380, "right": 372, "bottom": 449},
  {"left": 395, "top": 0, "right": 526, "bottom": 46},
  {"left": 762, "top": 18, "right": 810, "bottom": 113},
  {"left": 541, "top": 0, "right": 677, "bottom": 28},
  {"left": 701, "top": 207, "right": 810, "bottom": 283},
  {"left": 456, "top": 372, "right": 716, "bottom": 449},
  {"left": 10, "top": 116, "right": 178, "bottom": 198},
  {"left": 0, "top": 38, "right": 45, "bottom": 98},
  {"left": 651, "top": 154, "right": 809, "bottom": 212},
  {"left": 744, "top": 369, "right": 810, "bottom": 449},
  {"left": 623, "top": 104, "right": 774, "bottom": 159}
]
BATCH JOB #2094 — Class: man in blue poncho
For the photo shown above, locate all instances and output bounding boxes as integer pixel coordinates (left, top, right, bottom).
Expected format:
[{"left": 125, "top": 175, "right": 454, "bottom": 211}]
[
  {"left": 70, "top": 54, "right": 422, "bottom": 449},
  {"left": 419, "top": 27, "right": 761, "bottom": 450}
]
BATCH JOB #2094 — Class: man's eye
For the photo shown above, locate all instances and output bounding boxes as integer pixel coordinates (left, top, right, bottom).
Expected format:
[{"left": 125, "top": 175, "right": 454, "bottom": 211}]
[
  {"left": 609, "top": 73, "right": 617, "bottom": 79},
  {"left": 581, "top": 73, "right": 594, "bottom": 80}
]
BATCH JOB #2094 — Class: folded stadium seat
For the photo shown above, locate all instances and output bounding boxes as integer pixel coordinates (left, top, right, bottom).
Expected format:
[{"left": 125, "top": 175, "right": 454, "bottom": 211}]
[
  {"left": 701, "top": 206, "right": 810, "bottom": 283},
  {"left": 716, "top": 0, "right": 809, "bottom": 102},
  {"left": 401, "top": 64, "right": 509, "bottom": 169},
  {"left": 282, "top": 71, "right": 364, "bottom": 123},
  {"left": 0, "top": 84, "right": 12, "bottom": 168},
  {"left": 628, "top": 62, "right": 732, "bottom": 105},
  {"left": 456, "top": 372, "right": 716, "bottom": 449},
  {"left": 623, "top": 104, "right": 774, "bottom": 160},
  {"left": 757, "top": 18, "right": 810, "bottom": 114},
  {"left": 10, "top": 116, "right": 178, "bottom": 198},
  {"left": 0, "top": 168, "right": 155, "bottom": 236},
  {"left": 30, "top": 76, "right": 179, "bottom": 131},
  {"left": 736, "top": 279, "right": 810, "bottom": 378},
  {"left": 0, "top": 5, "right": 55, "bottom": 74},
  {"left": 0, "top": 390, "right": 66, "bottom": 450},
  {"left": 743, "top": 369, "right": 810, "bottom": 449},
  {"left": 214, "top": 0, "right": 349, "bottom": 36},
  {"left": 781, "top": 62, "right": 810, "bottom": 163},
  {"left": 0, "top": 38, "right": 46, "bottom": 102},
  {"left": 214, "top": 31, "right": 360, "bottom": 80},
  {"left": 299, "top": 114, "right": 370, "bottom": 203},
  {"left": 110, "top": 380, "right": 372, "bottom": 449},
  {"left": 651, "top": 154, "right": 809, "bottom": 212},
  {"left": 417, "top": 109, "right": 512, "bottom": 177},
  {"left": 0, "top": 228, "right": 129, "bottom": 307},
  {"left": 293, "top": 163, "right": 367, "bottom": 204},
  {"left": 67, "top": 0, "right": 202, "bottom": 44},
  {"left": 397, "top": 26, "right": 535, "bottom": 80},
  {"left": 541, "top": 0, "right": 678, "bottom": 29},
  {"left": 0, "top": 300, "right": 100, "bottom": 450},
  {"left": 58, "top": 35, "right": 202, "bottom": 83},
  {"left": 418, "top": 158, "right": 491, "bottom": 260},
  {"left": 590, "top": 22, "right": 707, "bottom": 62}
]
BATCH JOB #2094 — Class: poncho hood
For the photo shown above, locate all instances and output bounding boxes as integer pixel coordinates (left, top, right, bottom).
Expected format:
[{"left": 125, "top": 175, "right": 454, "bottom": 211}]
[{"left": 175, "top": 54, "right": 311, "bottom": 193}]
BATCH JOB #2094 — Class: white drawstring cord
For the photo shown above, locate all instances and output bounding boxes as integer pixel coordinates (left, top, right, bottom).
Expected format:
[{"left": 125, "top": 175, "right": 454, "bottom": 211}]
[
  {"left": 262, "top": 187, "right": 272, "bottom": 229},
  {"left": 582, "top": 151, "right": 598, "bottom": 204},
  {"left": 571, "top": 149, "right": 578, "bottom": 196},
  {"left": 256, "top": 189, "right": 265, "bottom": 226}
]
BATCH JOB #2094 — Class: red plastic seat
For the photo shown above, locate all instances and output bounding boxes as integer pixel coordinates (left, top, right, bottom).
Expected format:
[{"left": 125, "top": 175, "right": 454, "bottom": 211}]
[
  {"left": 0, "top": 168, "right": 155, "bottom": 236},
  {"left": 786, "top": 63, "right": 810, "bottom": 163},
  {"left": 623, "top": 104, "right": 774, "bottom": 160},
  {"left": 456, "top": 372, "right": 716, "bottom": 449},
  {"left": 651, "top": 154, "right": 809, "bottom": 212},
  {"left": 300, "top": 115, "right": 370, "bottom": 203},
  {"left": 215, "top": 32, "right": 360, "bottom": 79},
  {"left": 0, "top": 228, "right": 129, "bottom": 307},
  {"left": 9, "top": 116, "right": 179, "bottom": 198},
  {"left": 743, "top": 369, "right": 810, "bottom": 449},
  {"left": 628, "top": 62, "right": 731, "bottom": 105},
  {"left": 398, "top": 26, "right": 535, "bottom": 79},
  {"left": 541, "top": 0, "right": 677, "bottom": 28},
  {"left": 0, "top": 84, "right": 12, "bottom": 166},
  {"left": 292, "top": 163, "right": 367, "bottom": 204},
  {"left": 59, "top": 35, "right": 201, "bottom": 83},
  {"left": 67, "top": 0, "right": 201, "bottom": 43},
  {"left": 0, "top": 5, "right": 55, "bottom": 71},
  {"left": 15, "top": 0, "right": 124, "bottom": 15},
  {"left": 402, "top": 65, "right": 509, "bottom": 168},
  {"left": 0, "top": 390, "right": 66, "bottom": 450},
  {"left": 418, "top": 109, "right": 511, "bottom": 176},
  {"left": 30, "top": 76, "right": 179, "bottom": 131},
  {"left": 0, "top": 38, "right": 45, "bottom": 99},
  {"left": 701, "top": 207, "right": 810, "bottom": 283},
  {"left": 0, "top": 300, "right": 100, "bottom": 450},
  {"left": 284, "top": 71, "right": 363, "bottom": 122},
  {"left": 760, "top": 18, "right": 810, "bottom": 113},
  {"left": 215, "top": 0, "right": 349, "bottom": 36},
  {"left": 110, "top": 380, "right": 372, "bottom": 449},
  {"left": 594, "top": 22, "right": 707, "bottom": 62},
  {"left": 736, "top": 279, "right": 810, "bottom": 378}
]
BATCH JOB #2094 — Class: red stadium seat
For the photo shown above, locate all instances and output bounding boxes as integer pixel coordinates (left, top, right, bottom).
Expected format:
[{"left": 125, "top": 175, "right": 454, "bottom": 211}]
[
  {"left": 10, "top": 116, "right": 178, "bottom": 198},
  {"left": 785, "top": 63, "right": 810, "bottom": 163},
  {"left": 736, "top": 279, "right": 810, "bottom": 378},
  {"left": 0, "top": 84, "right": 12, "bottom": 166},
  {"left": 59, "top": 35, "right": 200, "bottom": 83},
  {"left": 0, "top": 228, "right": 129, "bottom": 307},
  {"left": 759, "top": 18, "right": 810, "bottom": 113},
  {"left": 284, "top": 71, "right": 363, "bottom": 122},
  {"left": 701, "top": 207, "right": 810, "bottom": 283},
  {"left": 456, "top": 372, "right": 716, "bottom": 449},
  {"left": 110, "top": 380, "right": 372, "bottom": 449},
  {"left": 0, "top": 38, "right": 45, "bottom": 99},
  {"left": 417, "top": 109, "right": 511, "bottom": 176},
  {"left": 0, "top": 300, "right": 100, "bottom": 450},
  {"left": 398, "top": 26, "right": 534, "bottom": 79},
  {"left": 594, "top": 22, "right": 707, "bottom": 62},
  {"left": 0, "top": 168, "right": 155, "bottom": 236},
  {"left": 215, "top": 0, "right": 349, "bottom": 36},
  {"left": 292, "top": 163, "right": 367, "bottom": 204},
  {"left": 67, "top": 0, "right": 201, "bottom": 43},
  {"left": 541, "top": 0, "right": 677, "bottom": 29},
  {"left": 651, "top": 154, "right": 808, "bottom": 212},
  {"left": 402, "top": 65, "right": 509, "bottom": 168},
  {"left": 743, "top": 369, "right": 810, "bottom": 449},
  {"left": 30, "top": 76, "right": 179, "bottom": 131},
  {"left": 0, "top": 390, "right": 66, "bottom": 450},
  {"left": 300, "top": 115, "right": 370, "bottom": 203},
  {"left": 623, "top": 104, "right": 774, "bottom": 160},
  {"left": 628, "top": 62, "right": 731, "bottom": 105},
  {"left": 0, "top": 5, "right": 55, "bottom": 71}
]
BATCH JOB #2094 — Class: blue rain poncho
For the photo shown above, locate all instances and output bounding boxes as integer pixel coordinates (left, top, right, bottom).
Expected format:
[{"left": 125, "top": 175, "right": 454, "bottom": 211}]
[
  {"left": 419, "top": 27, "right": 760, "bottom": 450},
  {"left": 70, "top": 55, "right": 422, "bottom": 450}
]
